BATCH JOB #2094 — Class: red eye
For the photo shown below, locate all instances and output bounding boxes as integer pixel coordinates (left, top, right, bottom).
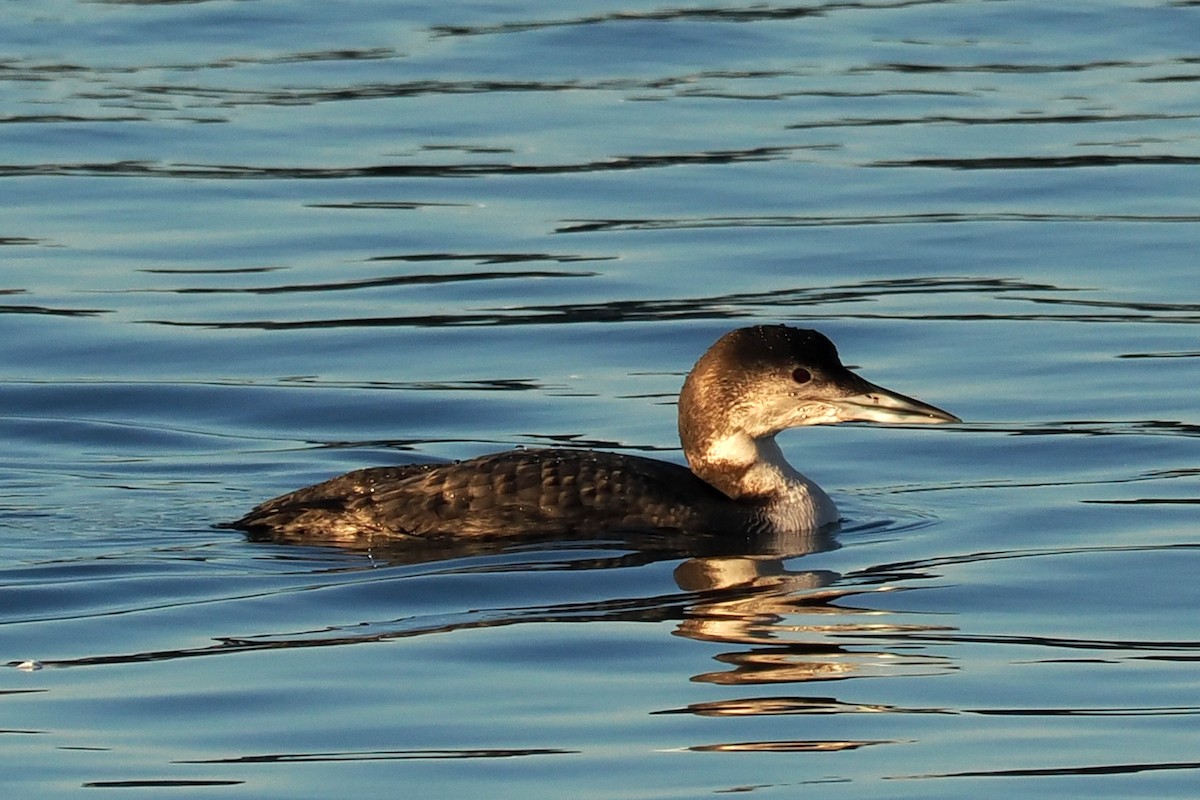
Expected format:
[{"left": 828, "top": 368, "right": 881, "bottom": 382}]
[{"left": 792, "top": 367, "right": 812, "bottom": 384}]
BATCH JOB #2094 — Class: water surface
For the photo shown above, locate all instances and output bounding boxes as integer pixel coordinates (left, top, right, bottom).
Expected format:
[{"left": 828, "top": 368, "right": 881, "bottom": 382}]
[{"left": 3, "top": 1, "right": 1199, "bottom": 797}]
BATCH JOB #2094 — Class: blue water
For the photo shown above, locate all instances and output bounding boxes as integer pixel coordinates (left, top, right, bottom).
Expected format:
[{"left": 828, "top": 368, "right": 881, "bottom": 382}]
[{"left": 3, "top": 1, "right": 1200, "bottom": 797}]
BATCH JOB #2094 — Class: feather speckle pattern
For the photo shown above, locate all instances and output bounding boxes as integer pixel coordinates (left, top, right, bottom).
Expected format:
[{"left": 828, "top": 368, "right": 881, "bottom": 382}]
[{"left": 228, "top": 449, "right": 746, "bottom": 544}]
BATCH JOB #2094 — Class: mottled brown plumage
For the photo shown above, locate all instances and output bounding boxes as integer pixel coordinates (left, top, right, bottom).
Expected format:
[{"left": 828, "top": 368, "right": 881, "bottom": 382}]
[{"left": 230, "top": 448, "right": 755, "bottom": 545}]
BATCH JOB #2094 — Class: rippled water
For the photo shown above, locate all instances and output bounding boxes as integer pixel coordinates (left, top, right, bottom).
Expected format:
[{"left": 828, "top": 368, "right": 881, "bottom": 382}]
[{"left": 3, "top": 1, "right": 1199, "bottom": 797}]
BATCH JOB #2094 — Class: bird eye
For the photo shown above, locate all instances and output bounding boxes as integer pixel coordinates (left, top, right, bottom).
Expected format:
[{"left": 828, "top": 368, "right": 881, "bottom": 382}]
[{"left": 792, "top": 367, "right": 812, "bottom": 384}]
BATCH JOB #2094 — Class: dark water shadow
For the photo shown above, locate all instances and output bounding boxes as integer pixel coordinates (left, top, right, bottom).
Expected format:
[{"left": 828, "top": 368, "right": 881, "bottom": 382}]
[
  {"left": 304, "top": 200, "right": 474, "bottom": 210},
  {"left": 138, "top": 268, "right": 598, "bottom": 296},
  {"left": 0, "top": 146, "right": 807, "bottom": 179},
  {"left": 1, "top": 300, "right": 110, "bottom": 318},
  {"left": 141, "top": 276, "right": 1100, "bottom": 330},
  {"left": 891, "top": 759, "right": 1200, "bottom": 781},
  {"left": 95, "top": 0, "right": 237, "bottom": 6},
  {"left": 429, "top": 1, "right": 948, "bottom": 37},
  {"left": 875, "top": 154, "right": 1200, "bottom": 169},
  {"left": 789, "top": 111, "right": 1200, "bottom": 130},
  {"left": 175, "top": 747, "right": 575, "bottom": 764},
  {"left": 82, "top": 780, "right": 245, "bottom": 789},
  {"left": 557, "top": 211, "right": 1200, "bottom": 232}
]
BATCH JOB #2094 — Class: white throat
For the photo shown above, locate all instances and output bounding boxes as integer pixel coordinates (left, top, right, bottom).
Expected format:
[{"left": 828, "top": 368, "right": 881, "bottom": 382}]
[{"left": 703, "top": 433, "right": 840, "bottom": 532}]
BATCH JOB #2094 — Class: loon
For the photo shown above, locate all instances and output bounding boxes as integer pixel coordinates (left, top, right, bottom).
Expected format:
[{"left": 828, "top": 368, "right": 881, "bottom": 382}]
[{"left": 226, "top": 325, "right": 958, "bottom": 544}]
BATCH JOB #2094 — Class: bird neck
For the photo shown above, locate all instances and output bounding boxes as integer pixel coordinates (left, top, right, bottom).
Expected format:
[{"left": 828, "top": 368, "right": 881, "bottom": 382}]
[{"left": 681, "top": 428, "right": 839, "bottom": 531}]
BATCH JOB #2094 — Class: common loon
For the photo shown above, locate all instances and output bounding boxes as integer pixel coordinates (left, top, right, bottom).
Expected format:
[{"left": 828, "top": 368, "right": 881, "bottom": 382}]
[{"left": 226, "top": 325, "right": 958, "bottom": 544}]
